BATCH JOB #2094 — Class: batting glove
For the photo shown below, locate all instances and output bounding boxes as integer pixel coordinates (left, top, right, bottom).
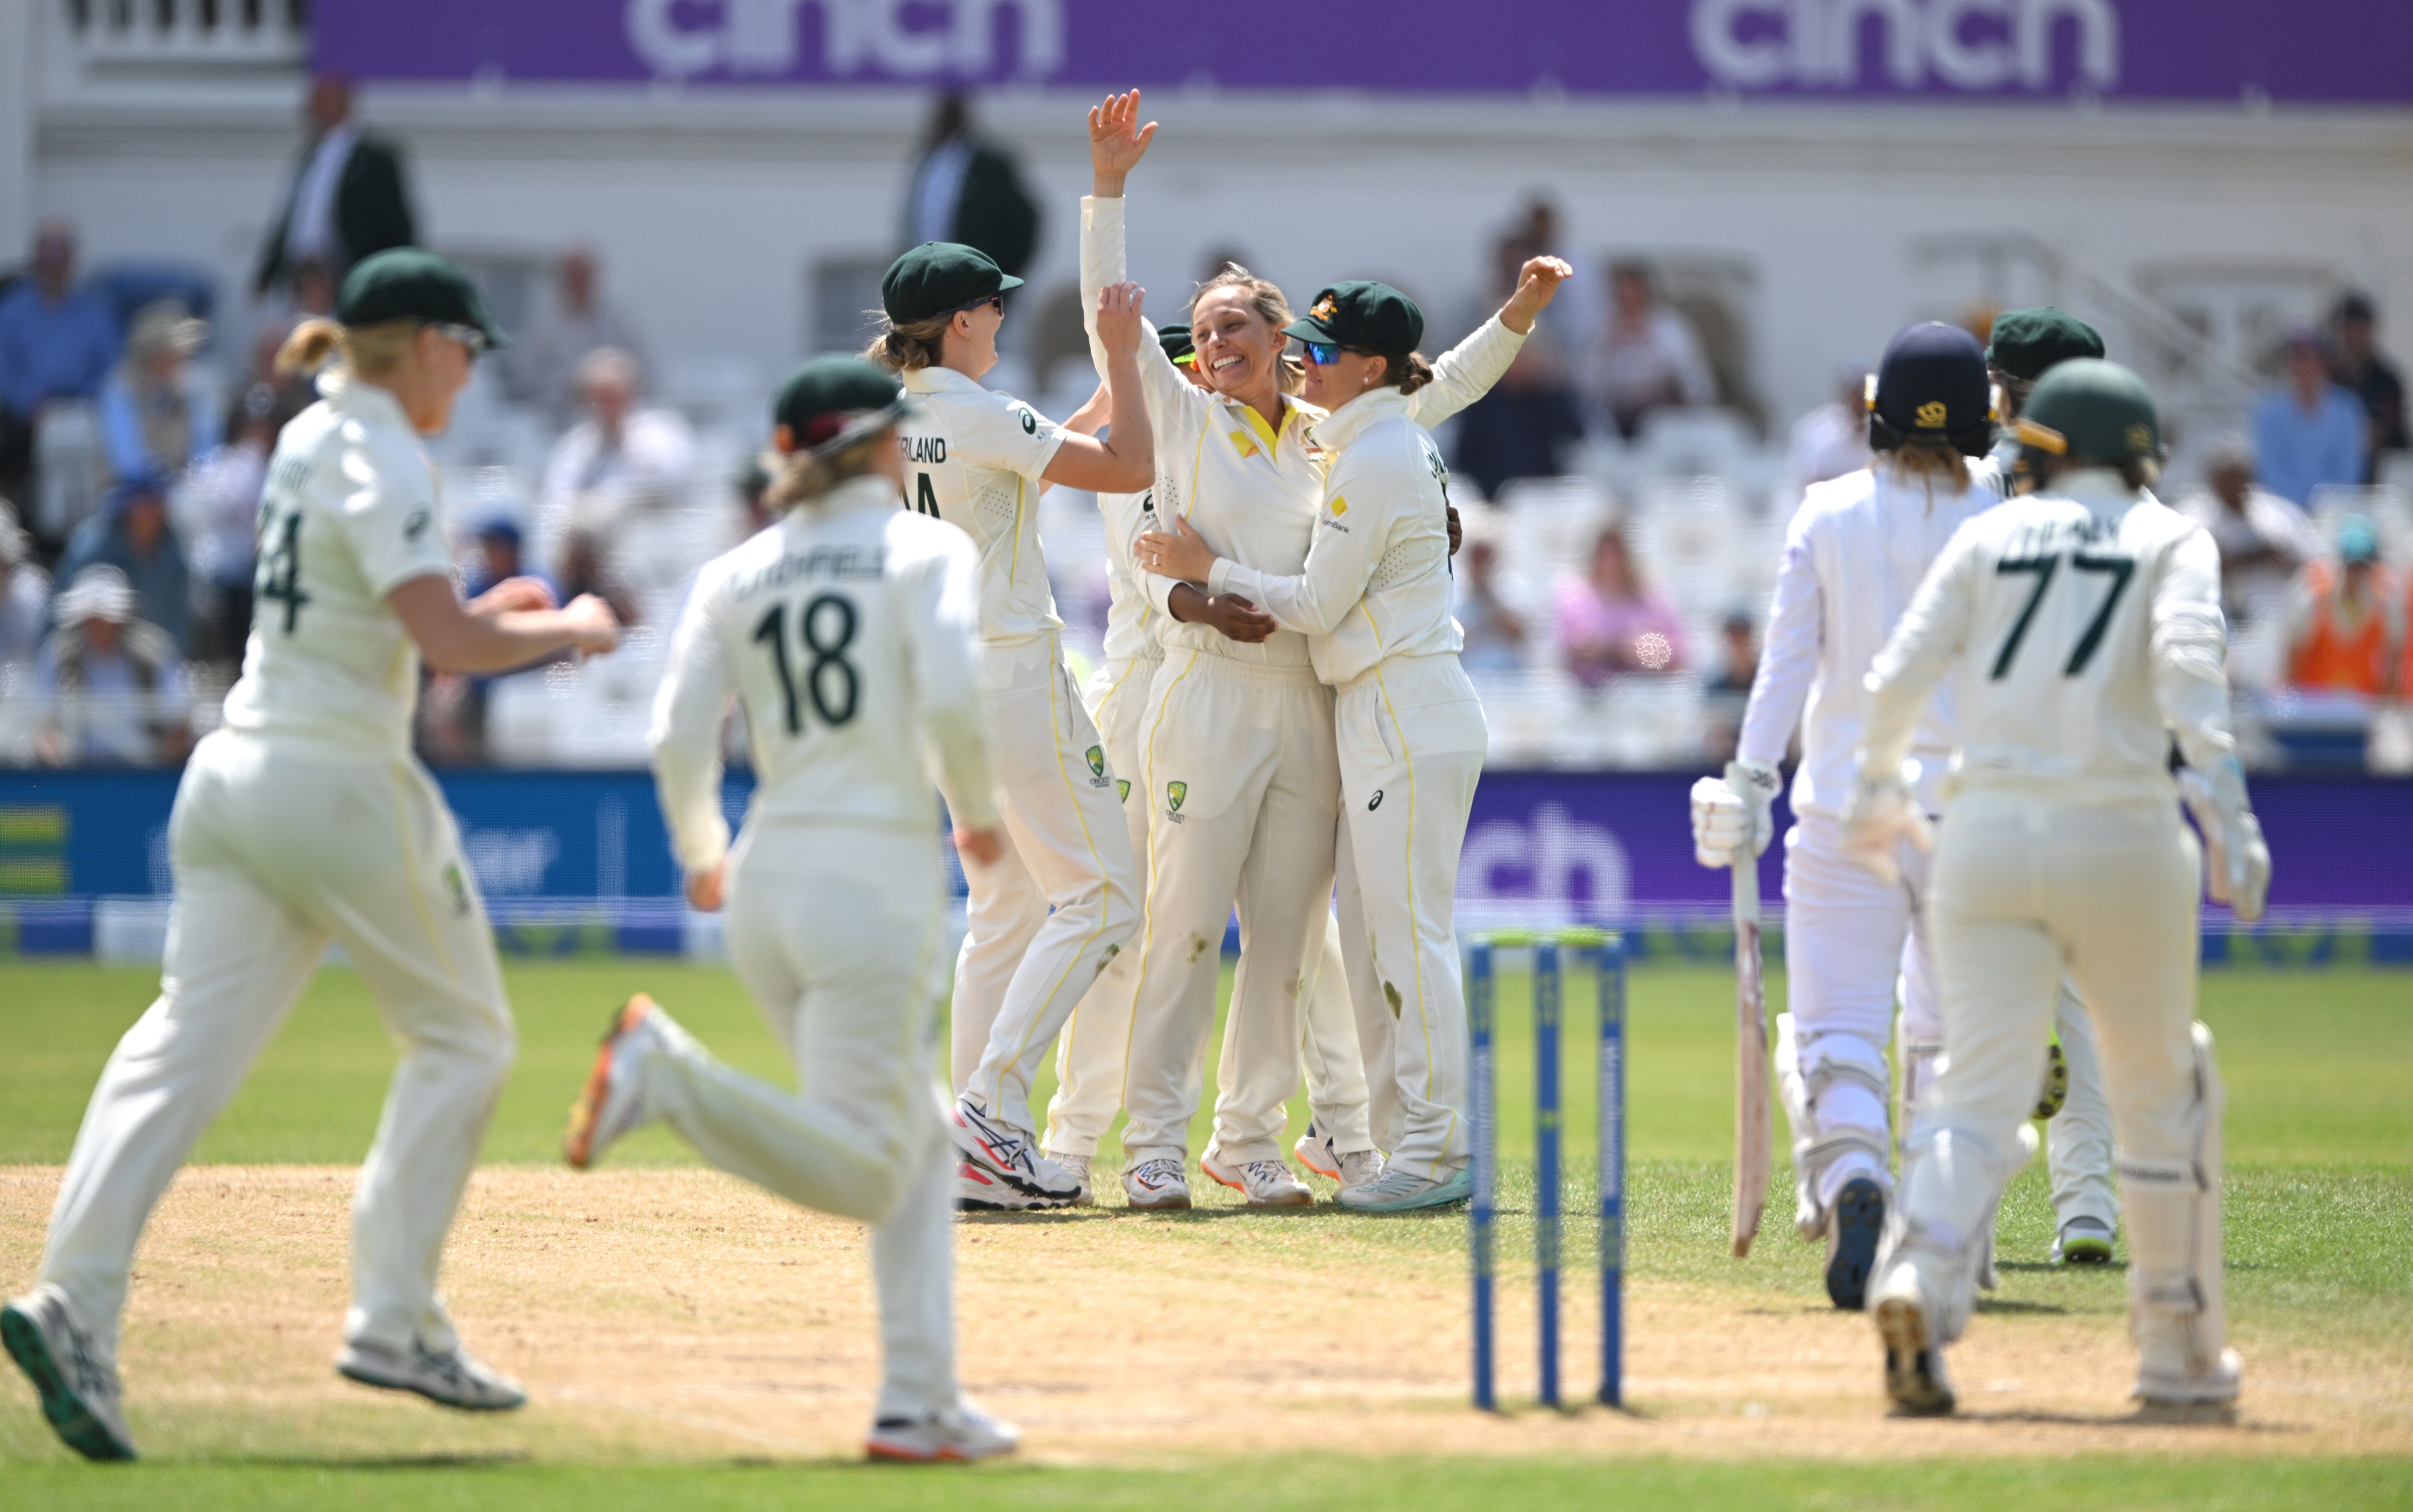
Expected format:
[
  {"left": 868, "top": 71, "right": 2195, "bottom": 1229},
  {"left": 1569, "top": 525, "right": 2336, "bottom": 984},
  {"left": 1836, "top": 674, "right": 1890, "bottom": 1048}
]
[{"left": 1690, "top": 758, "right": 1779, "bottom": 868}]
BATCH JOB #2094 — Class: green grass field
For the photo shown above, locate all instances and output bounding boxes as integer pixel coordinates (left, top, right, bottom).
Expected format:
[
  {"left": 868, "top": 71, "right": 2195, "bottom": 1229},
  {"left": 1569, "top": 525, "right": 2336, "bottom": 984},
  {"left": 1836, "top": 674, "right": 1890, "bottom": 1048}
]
[{"left": 1, "top": 956, "right": 2408, "bottom": 1509}]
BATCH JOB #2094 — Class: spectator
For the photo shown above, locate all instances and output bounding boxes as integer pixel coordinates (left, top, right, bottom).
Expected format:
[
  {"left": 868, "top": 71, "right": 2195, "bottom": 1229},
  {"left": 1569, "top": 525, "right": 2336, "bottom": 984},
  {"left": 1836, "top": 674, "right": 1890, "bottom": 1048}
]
[
  {"left": 507, "top": 247, "right": 651, "bottom": 426},
  {"left": 1451, "top": 504, "right": 1527, "bottom": 673},
  {"left": 1703, "top": 609, "right": 1760, "bottom": 765},
  {"left": 99, "top": 302, "right": 220, "bottom": 486},
  {"left": 0, "top": 221, "right": 120, "bottom": 528},
  {"left": 537, "top": 348, "right": 696, "bottom": 617},
  {"left": 1782, "top": 366, "right": 1873, "bottom": 513},
  {"left": 1582, "top": 261, "right": 1714, "bottom": 440},
  {"left": 2331, "top": 292, "right": 2408, "bottom": 482},
  {"left": 901, "top": 91, "right": 1039, "bottom": 280},
  {"left": 54, "top": 475, "right": 192, "bottom": 656},
  {"left": 0, "top": 505, "right": 46, "bottom": 664},
  {"left": 2175, "top": 438, "right": 2325, "bottom": 626},
  {"left": 1554, "top": 521, "right": 1688, "bottom": 687},
  {"left": 253, "top": 74, "right": 418, "bottom": 299},
  {"left": 733, "top": 458, "right": 775, "bottom": 539},
  {"left": 37, "top": 564, "right": 190, "bottom": 767},
  {"left": 174, "top": 383, "right": 295, "bottom": 665},
  {"left": 2283, "top": 516, "right": 2401, "bottom": 696},
  {"left": 1453, "top": 230, "right": 1586, "bottom": 499},
  {"left": 2252, "top": 328, "right": 2367, "bottom": 507}
]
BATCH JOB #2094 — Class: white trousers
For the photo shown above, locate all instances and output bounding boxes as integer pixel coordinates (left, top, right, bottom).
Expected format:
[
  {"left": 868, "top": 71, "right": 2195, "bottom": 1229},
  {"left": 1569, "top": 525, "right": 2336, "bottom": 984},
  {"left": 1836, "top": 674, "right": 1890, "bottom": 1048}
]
[
  {"left": 1051, "top": 655, "right": 1372, "bottom": 1161},
  {"left": 948, "top": 636, "right": 1139, "bottom": 1135},
  {"left": 1119, "top": 653, "right": 1340, "bottom": 1166},
  {"left": 1898, "top": 791, "right": 2225, "bottom": 1365},
  {"left": 642, "top": 822, "right": 959, "bottom": 1422},
  {"left": 1332, "top": 655, "right": 1487, "bottom": 1179},
  {"left": 39, "top": 730, "right": 514, "bottom": 1366}
]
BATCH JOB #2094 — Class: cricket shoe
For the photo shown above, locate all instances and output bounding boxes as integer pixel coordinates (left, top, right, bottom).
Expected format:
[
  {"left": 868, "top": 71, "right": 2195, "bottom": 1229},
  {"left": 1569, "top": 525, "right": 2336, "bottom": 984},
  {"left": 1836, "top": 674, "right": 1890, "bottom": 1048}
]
[
  {"left": 2, "top": 1285, "right": 135, "bottom": 1461},
  {"left": 564, "top": 993, "right": 663, "bottom": 1169},
  {"left": 1122, "top": 1157, "right": 1192, "bottom": 1210},
  {"left": 1201, "top": 1148, "right": 1312, "bottom": 1208},
  {"left": 955, "top": 1160, "right": 1048, "bottom": 1212},
  {"left": 1871, "top": 1264, "right": 1956, "bottom": 1416},
  {"left": 1294, "top": 1121, "right": 1341, "bottom": 1182},
  {"left": 336, "top": 1337, "right": 526, "bottom": 1411},
  {"left": 1825, "top": 1176, "right": 1886, "bottom": 1311},
  {"left": 2051, "top": 1216, "right": 2115, "bottom": 1265},
  {"left": 1338, "top": 1164, "right": 1473, "bottom": 1212},
  {"left": 2135, "top": 1346, "right": 2243, "bottom": 1410},
  {"left": 1337, "top": 1148, "right": 1388, "bottom": 1193},
  {"left": 866, "top": 1401, "right": 1020, "bottom": 1463},
  {"left": 949, "top": 1099, "right": 1082, "bottom": 1203},
  {"left": 1044, "top": 1150, "right": 1098, "bottom": 1207}
]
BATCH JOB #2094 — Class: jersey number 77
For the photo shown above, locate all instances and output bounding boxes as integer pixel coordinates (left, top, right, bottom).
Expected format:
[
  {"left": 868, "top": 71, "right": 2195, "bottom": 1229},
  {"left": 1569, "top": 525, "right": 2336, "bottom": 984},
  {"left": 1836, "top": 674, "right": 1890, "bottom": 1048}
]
[{"left": 1990, "top": 549, "right": 2135, "bottom": 679}]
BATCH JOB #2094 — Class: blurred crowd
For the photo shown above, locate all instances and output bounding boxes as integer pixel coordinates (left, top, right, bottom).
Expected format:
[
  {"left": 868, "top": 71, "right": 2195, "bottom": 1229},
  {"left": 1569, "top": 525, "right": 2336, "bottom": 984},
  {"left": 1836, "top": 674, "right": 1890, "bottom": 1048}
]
[{"left": 4, "top": 84, "right": 2410, "bottom": 771}]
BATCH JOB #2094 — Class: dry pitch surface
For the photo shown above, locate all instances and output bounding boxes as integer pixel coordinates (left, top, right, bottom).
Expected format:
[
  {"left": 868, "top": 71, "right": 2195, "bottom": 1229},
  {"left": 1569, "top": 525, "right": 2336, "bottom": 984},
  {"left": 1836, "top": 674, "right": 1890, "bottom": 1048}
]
[{"left": 1, "top": 1161, "right": 2406, "bottom": 1467}]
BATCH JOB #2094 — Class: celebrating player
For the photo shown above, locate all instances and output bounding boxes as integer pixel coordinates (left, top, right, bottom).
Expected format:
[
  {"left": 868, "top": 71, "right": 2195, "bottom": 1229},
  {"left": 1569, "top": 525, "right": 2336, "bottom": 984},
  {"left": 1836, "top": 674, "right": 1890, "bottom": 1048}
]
[
  {"left": 1844, "top": 359, "right": 2269, "bottom": 1415},
  {"left": 1089, "top": 90, "right": 1563, "bottom": 1208},
  {"left": 4, "top": 250, "right": 619, "bottom": 1462},
  {"left": 563, "top": 357, "right": 1019, "bottom": 1462},
  {"left": 867, "top": 243, "right": 1154, "bottom": 1209}
]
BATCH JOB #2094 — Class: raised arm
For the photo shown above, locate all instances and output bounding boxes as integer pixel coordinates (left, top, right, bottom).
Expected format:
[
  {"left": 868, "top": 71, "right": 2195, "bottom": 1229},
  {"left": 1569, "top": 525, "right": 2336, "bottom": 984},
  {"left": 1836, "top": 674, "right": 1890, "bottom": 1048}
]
[
  {"left": 1038, "top": 280, "right": 1154, "bottom": 493},
  {"left": 1407, "top": 256, "right": 1572, "bottom": 427},
  {"left": 1081, "top": 92, "right": 1206, "bottom": 426}
]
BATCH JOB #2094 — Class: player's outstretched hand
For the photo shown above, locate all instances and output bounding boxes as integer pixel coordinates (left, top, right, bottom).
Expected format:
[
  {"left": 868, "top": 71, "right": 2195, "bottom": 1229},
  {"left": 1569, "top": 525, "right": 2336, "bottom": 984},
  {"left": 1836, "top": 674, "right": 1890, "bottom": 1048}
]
[
  {"left": 562, "top": 593, "right": 622, "bottom": 656},
  {"left": 1501, "top": 256, "right": 1575, "bottom": 334},
  {"left": 470, "top": 575, "right": 558, "bottom": 615},
  {"left": 1095, "top": 281, "right": 1147, "bottom": 360},
  {"left": 954, "top": 825, "right": 1006, "bottom": 868},
  {"left": 1136, "top": 512, "right": 1216, "bottom": 582},
  {"left": 684, "top": 859, "right": 727, "bottom": 912},
  {"left": 1088, "top": 89, "right": 1157, "bottom": 194}
]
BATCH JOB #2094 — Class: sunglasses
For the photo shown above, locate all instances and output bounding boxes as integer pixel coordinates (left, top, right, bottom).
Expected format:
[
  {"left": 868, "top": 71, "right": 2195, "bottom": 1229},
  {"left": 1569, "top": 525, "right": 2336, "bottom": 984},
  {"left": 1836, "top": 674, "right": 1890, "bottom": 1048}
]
[
  {"left": 946, "top": 293, "right": 1006, "bottom": 318},
  {"left": 1299, "top": 339, "right": 1355, "bottom": 367},
  {"left": 430, "top": 321, "right": 489, "bottom": 356}
]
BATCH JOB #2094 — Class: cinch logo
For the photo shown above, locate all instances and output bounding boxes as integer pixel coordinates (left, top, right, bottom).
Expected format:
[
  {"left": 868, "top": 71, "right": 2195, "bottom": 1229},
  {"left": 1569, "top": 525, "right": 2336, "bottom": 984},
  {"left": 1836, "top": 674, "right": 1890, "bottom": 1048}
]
[
  {"left": 628, "top": 0, "right": 1066, "bottom": 82},
  {"left": 1690, "top": 0, "right": 2119, "bottom": 94}
]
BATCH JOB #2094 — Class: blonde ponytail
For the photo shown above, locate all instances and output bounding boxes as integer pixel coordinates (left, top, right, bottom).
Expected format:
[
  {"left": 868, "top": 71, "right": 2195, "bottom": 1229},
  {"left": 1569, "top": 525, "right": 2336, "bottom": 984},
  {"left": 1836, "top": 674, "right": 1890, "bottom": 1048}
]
[
  {"left": 763, "top": 433, "right": 889, "bottom": 511},
  {"left": 862, "top": 312, "right": 953, "bottom": 373},
  {"left": 272, "top": 317, "right": 421, "bottom": 380}
]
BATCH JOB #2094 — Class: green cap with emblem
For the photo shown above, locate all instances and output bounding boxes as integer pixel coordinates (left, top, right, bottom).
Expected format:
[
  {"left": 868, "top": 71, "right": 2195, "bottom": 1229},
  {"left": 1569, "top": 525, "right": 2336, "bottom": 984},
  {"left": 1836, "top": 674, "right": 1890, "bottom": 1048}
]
[
  {"left": 1159, "top": 320, "right": 1196, "bottom": 366},
  {"left": 774, "top": 355, "right": 910, "bottom": 455},
  {"left": 881, "top": 242, "right": 1025, "bottom": 324},
  {"left": 1285, "top": 280, "right": 1425, "bottom": 355},
  {"left": 336, "top": 248, "right": 509, "bottom": 350},
  {"left": 1986, "top": 306, "right": 2104, "bottom": 382},
  {"left": 2014, "top": 357, "right": 2162, "bottom": 466}
]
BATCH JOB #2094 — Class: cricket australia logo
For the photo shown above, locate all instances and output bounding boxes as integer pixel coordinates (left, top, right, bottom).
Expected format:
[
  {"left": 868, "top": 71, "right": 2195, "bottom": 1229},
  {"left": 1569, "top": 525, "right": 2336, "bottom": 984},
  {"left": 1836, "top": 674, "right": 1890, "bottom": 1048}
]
[
  {"left": 1116, "top": 778, "right": 1131, "bottom": 803},
  {"left": 1085, "top": 744, "right": 1110, "bottom": 788},
  {"left": 1914, "top": 400, "right": 1948, "bottom": 429},
  {"left": 1165, "top": 779, "right": 1188, "bottom": 823}
]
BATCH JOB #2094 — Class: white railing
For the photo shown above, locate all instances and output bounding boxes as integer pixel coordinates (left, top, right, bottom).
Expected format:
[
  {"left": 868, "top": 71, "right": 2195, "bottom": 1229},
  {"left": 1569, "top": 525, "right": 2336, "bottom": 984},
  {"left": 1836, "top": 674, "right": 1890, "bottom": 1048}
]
[{"left": 55, "top": 0, "right": 306, "bottom": 72}]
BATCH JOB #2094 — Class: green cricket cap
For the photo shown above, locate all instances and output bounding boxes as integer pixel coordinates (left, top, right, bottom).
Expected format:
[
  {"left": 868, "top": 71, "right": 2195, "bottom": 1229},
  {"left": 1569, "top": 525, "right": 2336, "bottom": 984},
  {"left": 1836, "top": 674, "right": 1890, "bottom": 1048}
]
[
  {"left": 774, "top": 357, "right": 907, "bottom": 450},
  {"left": 1159, "top": 320, "right": 1196, "bottom": 365},
  {"left": 336, "top": 248, "right": 509, "bottom": 350},
  {"left": 1986, "top": 306, "right": 2104, "bottom": 382},
  {"left": 881, "top": 242, "right": 1024, "bottom": 324},
  {"left": 1284, "top": 280, "right": 1425, "bottom": 355},
  {"left": 2014, "top": 358, "right": 2161, "bottom": 466}
]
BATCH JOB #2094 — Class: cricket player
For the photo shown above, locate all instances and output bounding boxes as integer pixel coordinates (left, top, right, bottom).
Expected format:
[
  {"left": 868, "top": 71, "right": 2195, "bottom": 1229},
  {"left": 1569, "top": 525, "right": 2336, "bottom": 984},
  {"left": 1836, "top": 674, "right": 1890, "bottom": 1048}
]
[
  {"left": 1141, "top": 279, "right": 1512, "bottom": 1212},
  {"left": 867, "top": 242, "right": 1154, "bottom": 1207},
  {"left": 1086, "top": 91, "right": 1563, "bottom": 1209},
  {"left": 1844, "top": 358, "right": 2269, "bottom": 1415},
  {"left": 4, "top": 251, "right": 620, "bottom": 1462},
  {"left": 564, "top": 356, "right": 1019, "bottom": 1462}
]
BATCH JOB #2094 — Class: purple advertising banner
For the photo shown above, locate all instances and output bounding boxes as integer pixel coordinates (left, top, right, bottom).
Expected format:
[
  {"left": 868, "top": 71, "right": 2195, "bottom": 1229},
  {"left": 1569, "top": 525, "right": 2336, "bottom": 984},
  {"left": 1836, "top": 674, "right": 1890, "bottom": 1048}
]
[{"left": 316, "top": 0, "right": 2413, "bottom": 104}]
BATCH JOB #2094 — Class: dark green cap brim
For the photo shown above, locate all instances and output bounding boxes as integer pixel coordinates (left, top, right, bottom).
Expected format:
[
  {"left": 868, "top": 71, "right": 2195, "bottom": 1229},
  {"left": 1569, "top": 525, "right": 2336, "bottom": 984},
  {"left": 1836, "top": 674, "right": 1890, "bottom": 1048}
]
[{"left": 336, "top": 247, "right": 509, "bottom": 350}]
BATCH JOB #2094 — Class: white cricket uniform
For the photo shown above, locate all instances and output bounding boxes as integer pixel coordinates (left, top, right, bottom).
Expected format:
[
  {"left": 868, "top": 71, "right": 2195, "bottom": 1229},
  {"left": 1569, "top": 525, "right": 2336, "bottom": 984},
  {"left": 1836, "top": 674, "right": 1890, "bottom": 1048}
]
[
  {"left": 894, "top": 365, "right": 1139, "bottom": 1138},
  {"left": 646, "top": 473, "right": 999, "bottom": 1423},
  {"left": 1209, "top": 387, "right": 1488, "bottom": 1179},
  {"left": 37, "top": 372, "right": 514, "bottom": 1369},
  {"left": 1861, "top": 468, "right": 2237, "bottom": 1375},
  {"left": 1079, "top": 195, "right": 1521, "bottom": 1171}
]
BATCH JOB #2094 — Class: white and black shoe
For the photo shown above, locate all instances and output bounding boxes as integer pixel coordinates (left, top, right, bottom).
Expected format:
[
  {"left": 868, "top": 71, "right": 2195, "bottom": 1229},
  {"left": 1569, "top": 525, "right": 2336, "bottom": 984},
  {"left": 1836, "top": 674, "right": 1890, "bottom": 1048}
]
[
  {"left": 1122, "top": 1157, "right": 1192, "bottom": 1210},
  {"left": 336, "top": 1337, "right": 527, "bottom": 1412},
  {"left": 866, "top": 1401, "right": 1020, "bottom": 1463},
  {"left": 1201, "top": 1148, "right": 1313, "bottom": 1207},
  {"left": 1825, "top": 1176, "right": 1886, "bottom": 1311},
  {"left": 949, "top": 1099, "right": 1082, "bottom": 1203},
  {"left": 1293, "top": 1122, "right": 1341, "bottom": 1182},
  {"left": 2, "top": 1285, "right": 135, "bottom": 1461},
  {"left": 956, "top": 1160, "right": 1048, "bottom": 1212},
  {"left": 2052, "top": 1216, "right": 2115, "bottom": 1265},
  {"left": 1872, "top": 1265, "right": 1955, "bottom": 1417}
]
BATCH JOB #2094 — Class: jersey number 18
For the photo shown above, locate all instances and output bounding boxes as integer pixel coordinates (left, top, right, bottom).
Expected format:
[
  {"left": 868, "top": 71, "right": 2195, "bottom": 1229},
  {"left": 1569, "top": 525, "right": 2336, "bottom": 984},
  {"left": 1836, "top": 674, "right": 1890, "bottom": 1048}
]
[{"left": 752, "top": 592, "right": 860, "bottom": 735}]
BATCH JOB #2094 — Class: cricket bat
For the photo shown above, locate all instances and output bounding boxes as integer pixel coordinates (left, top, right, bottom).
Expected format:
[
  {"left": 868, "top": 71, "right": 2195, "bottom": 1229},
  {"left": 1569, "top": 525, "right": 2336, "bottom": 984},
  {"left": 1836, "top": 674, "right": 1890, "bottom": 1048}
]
[{"left": 1730, "top": 852, "right": 1772, "bottom": 1259}]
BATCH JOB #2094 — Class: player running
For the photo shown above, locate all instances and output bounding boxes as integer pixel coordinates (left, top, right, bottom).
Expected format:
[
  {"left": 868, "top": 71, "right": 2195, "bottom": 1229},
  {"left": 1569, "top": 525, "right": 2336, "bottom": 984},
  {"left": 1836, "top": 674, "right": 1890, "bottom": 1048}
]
[
  {"left": 4, "top": 251, "right": 619, "bottom": 1462},
  {"left": 1088, "top": 90, "right": 1563, "bottom": 1209},
  {"left": 1843, "top": 358, "right": 2268, "bottom": 1415},
  {"left": 563, "top": 357, "right": 1019, "bottom": 1461},
  {"left": 866, "top": 244, "right": 1155, "bottom": 1209},
  {"left": 1142, "top": 278, "right": 1539, "bottom": 1211}
]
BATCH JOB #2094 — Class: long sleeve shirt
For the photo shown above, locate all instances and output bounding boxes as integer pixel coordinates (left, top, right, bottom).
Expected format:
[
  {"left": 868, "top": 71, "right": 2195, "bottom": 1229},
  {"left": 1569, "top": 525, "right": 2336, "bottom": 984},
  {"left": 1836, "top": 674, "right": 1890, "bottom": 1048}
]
[
  {"left": 648, "top": 474, "right": 998, "bottom": 876},
  {"left": 0, "top": 284, "right": 120, "bottom": 415},
  {"left": 1860, "top": 468, "right": 2235, "bottom": 808},
  {"left": 2252, "top": 383, "right": 2367, "bottom": 507}
]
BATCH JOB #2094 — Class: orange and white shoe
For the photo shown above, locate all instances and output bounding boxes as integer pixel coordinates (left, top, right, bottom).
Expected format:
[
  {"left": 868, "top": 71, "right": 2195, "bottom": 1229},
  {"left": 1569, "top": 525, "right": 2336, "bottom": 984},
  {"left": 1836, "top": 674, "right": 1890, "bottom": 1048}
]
[
  {"left": 1201, "top": 1148, "right": 1312, "bottom": 1207},
  {"left": 564, "top": 994, "right": 662, "bottom": 1170},
  {"left": 1293, "top": 1122, "right": 1341, "bottom": 1182},
  {"left": 866, "top": 1402, "right": 1020, "bottom": 1463}
]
